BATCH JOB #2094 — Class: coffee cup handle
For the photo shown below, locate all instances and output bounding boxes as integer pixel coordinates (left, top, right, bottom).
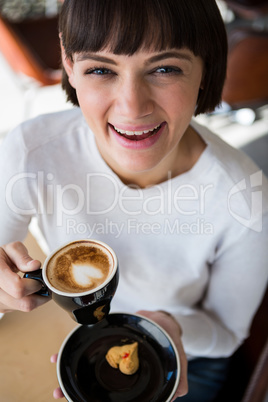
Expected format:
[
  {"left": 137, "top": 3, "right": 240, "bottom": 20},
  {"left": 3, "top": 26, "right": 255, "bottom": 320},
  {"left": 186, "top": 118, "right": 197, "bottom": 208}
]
[{"left": 24, "top": 269, "right": 51, "bottom": 297}]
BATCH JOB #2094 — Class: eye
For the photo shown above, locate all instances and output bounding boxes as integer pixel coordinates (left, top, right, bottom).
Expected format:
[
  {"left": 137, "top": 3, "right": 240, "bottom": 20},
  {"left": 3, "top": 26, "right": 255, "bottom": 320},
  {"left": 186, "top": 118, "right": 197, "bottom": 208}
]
[
  {"left": 85, "top": 67, "right": 113, "bottom": 75},
  {"left": 154, "top": 66, "right": 183, "bottom": 75}
]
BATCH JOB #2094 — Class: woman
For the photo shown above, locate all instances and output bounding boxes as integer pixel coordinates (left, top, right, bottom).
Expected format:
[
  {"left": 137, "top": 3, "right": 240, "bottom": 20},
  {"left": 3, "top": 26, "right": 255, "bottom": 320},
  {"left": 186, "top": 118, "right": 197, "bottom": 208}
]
[{"left": 0, "top": 1, "right": 267, "bottom": 400}]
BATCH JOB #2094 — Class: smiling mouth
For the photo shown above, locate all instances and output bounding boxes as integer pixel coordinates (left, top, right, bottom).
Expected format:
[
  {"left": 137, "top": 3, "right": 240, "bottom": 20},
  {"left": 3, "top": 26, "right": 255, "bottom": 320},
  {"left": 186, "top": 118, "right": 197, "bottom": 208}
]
[{"left": 110, "top": 123, "right": 163, "bottom": 141}]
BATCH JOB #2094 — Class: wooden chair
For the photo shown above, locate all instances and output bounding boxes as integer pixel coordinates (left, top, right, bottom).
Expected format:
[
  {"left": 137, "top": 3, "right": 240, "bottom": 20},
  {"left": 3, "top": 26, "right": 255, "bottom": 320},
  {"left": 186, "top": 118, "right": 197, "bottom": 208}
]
[
  {"left": 0, "top": 14, "right": 61, "bottom": 86},
  {"left": 221, "top": 0, "right": 268, "bottom": 113},
  {"left": 222, "top": 27, "right": 268, "bottom": 110},
  {"left": 218, "top": 287, "right": 268, "bottom": 402},
  {"left": 242, "top": 338, "right": 268, "bottom": 402}
]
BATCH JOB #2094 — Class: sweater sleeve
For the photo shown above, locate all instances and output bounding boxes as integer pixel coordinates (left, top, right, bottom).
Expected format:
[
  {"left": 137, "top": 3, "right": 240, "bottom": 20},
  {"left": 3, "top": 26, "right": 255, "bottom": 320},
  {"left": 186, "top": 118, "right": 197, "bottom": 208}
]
[
  {"left": 0, "top": 126, "right": 34, "bottom": 245},
  {"left": 174, "top": 214, "right": 268, "bottom": 358}
]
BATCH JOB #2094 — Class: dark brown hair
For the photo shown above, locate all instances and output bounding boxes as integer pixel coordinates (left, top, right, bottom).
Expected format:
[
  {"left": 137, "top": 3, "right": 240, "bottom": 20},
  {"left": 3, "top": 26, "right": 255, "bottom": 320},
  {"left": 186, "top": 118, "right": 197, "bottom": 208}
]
[{"left": 59, "top": 0, "right": 227, "bottom": 115}]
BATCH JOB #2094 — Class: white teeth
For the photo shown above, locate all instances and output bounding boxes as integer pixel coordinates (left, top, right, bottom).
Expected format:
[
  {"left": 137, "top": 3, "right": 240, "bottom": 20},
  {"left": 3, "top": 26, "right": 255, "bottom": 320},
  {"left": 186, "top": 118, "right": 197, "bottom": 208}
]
[{"left": 113, "top": 124, "right": 160, "bottom": 136}]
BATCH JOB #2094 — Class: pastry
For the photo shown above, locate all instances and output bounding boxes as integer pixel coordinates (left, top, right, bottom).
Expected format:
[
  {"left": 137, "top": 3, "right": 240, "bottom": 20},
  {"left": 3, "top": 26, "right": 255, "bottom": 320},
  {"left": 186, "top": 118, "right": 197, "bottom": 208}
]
[{"left": 106, "top": 342, "right": 139, "bottom": 375}]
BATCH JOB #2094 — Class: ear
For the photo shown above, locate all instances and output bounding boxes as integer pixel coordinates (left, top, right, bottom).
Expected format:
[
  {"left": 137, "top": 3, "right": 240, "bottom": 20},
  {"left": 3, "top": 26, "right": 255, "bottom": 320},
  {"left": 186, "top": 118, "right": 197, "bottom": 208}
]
[{"left": 60, "top": 34, "right": 76, "bottom": 89}]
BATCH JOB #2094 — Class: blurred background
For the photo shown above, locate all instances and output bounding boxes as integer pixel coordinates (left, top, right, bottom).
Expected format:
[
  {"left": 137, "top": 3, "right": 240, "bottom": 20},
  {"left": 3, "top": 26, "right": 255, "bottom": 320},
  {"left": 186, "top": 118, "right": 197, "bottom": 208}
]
[{"left": 0, "top": 1, "right": 267, "bottom": 402}]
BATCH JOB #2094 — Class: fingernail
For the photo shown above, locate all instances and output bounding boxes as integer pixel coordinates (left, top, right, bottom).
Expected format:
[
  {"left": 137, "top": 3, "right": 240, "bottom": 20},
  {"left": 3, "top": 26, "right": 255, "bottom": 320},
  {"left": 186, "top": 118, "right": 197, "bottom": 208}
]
[{"left": 27, "top": 259, "right": 40, "bottom": 267}]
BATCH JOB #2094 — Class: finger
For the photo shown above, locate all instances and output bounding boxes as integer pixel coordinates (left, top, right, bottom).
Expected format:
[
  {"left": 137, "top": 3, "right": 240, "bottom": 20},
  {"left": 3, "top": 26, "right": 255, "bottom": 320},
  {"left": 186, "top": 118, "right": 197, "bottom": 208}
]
[
  {"left": 171, "top": 367, "right": 188, "bottom": 400},
  {"left": 51, "top": 356, "right": 65, "bottom": 399},
  {"left": 53, "top": 387, "right": 64, "bottom": 399},
  {"left": 137, "top": 310, "right": 188, "bottom": 398},
  {"left": 172, "top": 338, "right": 188, "bottom": 398},
  {"left": 0, "top": 303, "right": 13, "bottom": 313},
  {"left": 175, "top": 362, "right": 188, "bottom": 397},
  {"left": 0, "top": 289, "right": 49, "bottom": 313},
  {"left": 136, "top": 309, "right": 152, "bottom": 318},
  {"left": 0, "top": 245, "right": 42, "bottom": 298},
  {"left": 2, "top": 242, "right": 41, "bottom": 272},
  {"left": 50, "top": 354, "right": 58, "bottom": 364},
  {"left": 0, "top": 264, "right": 43, "bottom": 298}
]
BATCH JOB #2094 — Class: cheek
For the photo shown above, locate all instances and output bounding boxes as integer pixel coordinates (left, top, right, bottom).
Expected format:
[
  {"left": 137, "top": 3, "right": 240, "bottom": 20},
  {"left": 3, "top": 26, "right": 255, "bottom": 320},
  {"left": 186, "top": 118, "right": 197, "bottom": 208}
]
[
  {"left": 162, "top": 90, "right": 197, "bottom": 121},
  {"left": 160, "top": 81, "right": 200, "bottom": 108},
  {"left": 76, "top": 87, "right": 108, "bottom": 118}
]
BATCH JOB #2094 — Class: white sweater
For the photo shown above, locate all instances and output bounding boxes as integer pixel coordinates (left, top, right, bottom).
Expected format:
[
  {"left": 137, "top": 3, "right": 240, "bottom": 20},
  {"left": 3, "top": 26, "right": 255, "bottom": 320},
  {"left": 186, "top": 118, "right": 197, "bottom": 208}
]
[{"left": 0, "top": 107, "right": 267, "bottom": 358}]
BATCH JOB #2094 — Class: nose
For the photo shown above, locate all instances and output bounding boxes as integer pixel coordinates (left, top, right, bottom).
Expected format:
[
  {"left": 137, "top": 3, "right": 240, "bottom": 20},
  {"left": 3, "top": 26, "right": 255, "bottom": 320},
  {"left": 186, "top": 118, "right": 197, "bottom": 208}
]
[{"left": 114, "top": 78, "right": 154, "bottom": 120}]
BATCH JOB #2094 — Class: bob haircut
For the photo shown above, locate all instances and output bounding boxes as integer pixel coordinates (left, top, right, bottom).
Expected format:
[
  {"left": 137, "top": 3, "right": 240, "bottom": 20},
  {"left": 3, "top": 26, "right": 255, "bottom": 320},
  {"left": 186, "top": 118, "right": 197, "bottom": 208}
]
[{"left": 59, "top": 0, "right": 227, "bottom": 116}]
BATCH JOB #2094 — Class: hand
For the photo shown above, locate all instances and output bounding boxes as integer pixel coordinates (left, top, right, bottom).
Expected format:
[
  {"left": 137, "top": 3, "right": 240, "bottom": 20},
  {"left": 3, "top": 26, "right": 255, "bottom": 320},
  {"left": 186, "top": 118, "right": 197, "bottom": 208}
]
[
  {"left": 0, "top": 241, "right": 50, "bottom": 313},
  {"left": 137, "top": 310, "right": 188, "bottom": 400}
]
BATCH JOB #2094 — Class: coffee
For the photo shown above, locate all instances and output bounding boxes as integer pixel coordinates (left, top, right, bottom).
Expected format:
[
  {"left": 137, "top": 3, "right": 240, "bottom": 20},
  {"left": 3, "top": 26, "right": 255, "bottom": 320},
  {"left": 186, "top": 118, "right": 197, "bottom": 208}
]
[{"left": 46, "top": 240, "right": 113, "bottom": 293}]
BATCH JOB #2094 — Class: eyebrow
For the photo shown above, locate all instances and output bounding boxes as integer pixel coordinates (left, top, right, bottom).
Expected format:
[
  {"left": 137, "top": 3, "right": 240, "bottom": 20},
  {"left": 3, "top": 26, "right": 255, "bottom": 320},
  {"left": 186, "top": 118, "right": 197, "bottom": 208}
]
[
  {"left": 76, "top": 51, "right": 193, "bottom": 65},
  {"left": 76, "top": 53, "right": 117, "bottom": 65},
  {"left": 145, "top": 51, "right": 193, "bottom": 65}
]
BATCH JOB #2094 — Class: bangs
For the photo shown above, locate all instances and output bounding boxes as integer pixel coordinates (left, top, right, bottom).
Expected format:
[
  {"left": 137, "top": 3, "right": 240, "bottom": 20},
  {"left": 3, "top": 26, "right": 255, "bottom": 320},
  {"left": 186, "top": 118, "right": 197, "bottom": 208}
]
[
  {"left": 59, "top": 0, "right": 227, "bottom": 115},
  {"left": 60, "top": 0, "right": 213, "bottom": 58}
]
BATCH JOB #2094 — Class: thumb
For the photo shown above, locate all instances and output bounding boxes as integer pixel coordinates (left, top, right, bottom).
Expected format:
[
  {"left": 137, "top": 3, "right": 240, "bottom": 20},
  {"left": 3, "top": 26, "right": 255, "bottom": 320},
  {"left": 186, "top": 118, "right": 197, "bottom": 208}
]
[{"left": 3, "top": 241, "right": 41, "bottom": 272}]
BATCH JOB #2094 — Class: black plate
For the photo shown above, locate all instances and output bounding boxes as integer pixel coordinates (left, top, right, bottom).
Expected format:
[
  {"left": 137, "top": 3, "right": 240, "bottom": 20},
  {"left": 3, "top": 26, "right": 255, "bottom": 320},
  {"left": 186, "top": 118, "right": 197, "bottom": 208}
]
[{"left": 57, "top": 313, "right": 180, "bottom": 402}]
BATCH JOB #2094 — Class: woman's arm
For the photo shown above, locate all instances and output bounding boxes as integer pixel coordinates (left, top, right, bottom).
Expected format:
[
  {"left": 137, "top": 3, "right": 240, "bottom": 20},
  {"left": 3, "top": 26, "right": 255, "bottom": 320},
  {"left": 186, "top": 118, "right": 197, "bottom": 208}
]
[
  {"left": 174, "top": 215, "right": 268, "bottom": 358},
  {"left": 0, "top": 127, "right": 49, "bottom": 312}
]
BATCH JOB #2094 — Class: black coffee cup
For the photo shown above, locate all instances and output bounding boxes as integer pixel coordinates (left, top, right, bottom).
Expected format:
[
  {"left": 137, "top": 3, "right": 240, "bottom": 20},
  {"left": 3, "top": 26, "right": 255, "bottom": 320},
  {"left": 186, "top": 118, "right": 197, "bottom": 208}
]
[{"left": 25, "top": 239, "right": 119, "bottom": 325}]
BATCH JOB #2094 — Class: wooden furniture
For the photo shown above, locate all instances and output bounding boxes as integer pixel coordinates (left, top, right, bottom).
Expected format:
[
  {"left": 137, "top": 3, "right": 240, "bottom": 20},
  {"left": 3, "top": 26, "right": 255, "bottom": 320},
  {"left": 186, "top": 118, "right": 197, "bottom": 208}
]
[
  {"left": 0, "top": 233, "right": 77, "bottom": 402},
  {"left": 222, "top": 28, "right": 268, "bottom": 109},
  {"left": 242, "top": 338, "right": 268, "bottom": 402},
  {"left": 0, "top": 233, "right": 267, "bottom": 401},
  {"left": 0, "top": 297, "right": 77, "bottom": 401},
  {"left": 218, "top": 287, "right": 268, "bottom": 402},
  {"left": 0, "top": 15, "right": 61, "bottom": 86},
  {"left": 222, "top": 0, "right": 268, "bottom": 110}
]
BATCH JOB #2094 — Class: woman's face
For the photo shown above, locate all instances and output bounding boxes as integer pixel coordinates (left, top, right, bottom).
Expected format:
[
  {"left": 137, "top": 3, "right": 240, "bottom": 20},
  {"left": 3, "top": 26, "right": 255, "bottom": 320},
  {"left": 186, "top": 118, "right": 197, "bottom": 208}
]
[{"left": 64, "top": 48, "right": 204, "bottom": 186}]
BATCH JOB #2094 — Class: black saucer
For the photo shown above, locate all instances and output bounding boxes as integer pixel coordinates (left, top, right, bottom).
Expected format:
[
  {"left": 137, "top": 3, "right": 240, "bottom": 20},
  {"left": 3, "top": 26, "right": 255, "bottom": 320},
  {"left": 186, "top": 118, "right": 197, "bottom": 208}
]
[{"left": 57, "top": 313, "right": 180, "bottom": 402}]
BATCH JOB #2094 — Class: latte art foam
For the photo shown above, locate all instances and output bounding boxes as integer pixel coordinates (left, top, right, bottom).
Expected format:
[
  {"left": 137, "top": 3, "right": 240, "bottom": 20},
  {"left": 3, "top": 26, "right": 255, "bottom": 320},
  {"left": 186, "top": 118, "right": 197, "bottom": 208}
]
[
  {"left": 72, "top": 263, "right": 104, "bottom": 287},
  {"left": 46, "top": 241, "right": 113, "bottom": 293}
]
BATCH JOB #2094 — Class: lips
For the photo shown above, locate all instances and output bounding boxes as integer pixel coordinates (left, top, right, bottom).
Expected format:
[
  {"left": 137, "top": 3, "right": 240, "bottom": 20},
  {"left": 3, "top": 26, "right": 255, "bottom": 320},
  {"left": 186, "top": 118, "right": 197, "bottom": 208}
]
[
  {"left": 108, "top": 122, "right": 166, "bottom": 149},
  {"left": 112, "top": 123, "right": 162, "bottom": 141}
]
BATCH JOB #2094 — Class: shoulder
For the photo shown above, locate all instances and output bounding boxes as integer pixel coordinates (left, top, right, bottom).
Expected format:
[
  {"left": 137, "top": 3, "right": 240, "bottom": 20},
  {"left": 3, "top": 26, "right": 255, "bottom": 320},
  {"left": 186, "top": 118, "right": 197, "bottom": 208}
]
[
  {"left": 2, "top": 107, "right": 87, "bottom": 154},
  {"left": 191, "top": 119, "right": 261, "bottom": 181},
  {"left": 0, "top": 107, "right": 95, "bottom": 179},
  {"left": 191, "top": 119, "right": 268, "bottom": 225},
  {"left": 20, "top": 107, "right": 86, "bottom": 150}
]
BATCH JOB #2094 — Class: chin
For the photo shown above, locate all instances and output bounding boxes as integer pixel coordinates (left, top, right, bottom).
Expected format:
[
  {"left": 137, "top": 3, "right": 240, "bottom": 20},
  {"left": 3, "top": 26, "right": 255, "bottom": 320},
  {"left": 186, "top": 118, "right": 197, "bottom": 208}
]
[{"left": 120, "top": 158, "right": 158, "bottom": 175}]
